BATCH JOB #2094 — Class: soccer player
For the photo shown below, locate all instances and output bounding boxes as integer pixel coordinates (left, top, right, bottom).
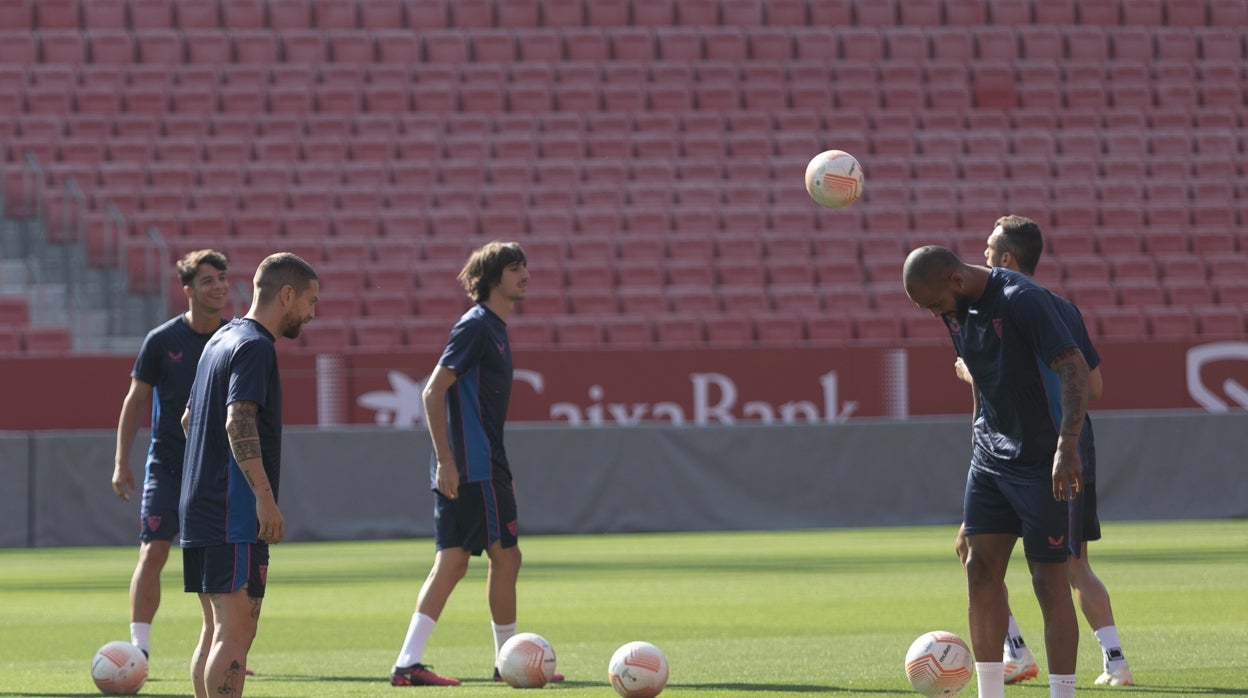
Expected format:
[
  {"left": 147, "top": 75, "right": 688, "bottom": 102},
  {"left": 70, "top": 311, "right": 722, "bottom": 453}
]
[
  {"left": 389, "top": 241, "right": 563, "bottom": 687},
  {"left": 904, "top": 245, "right": 1092, "bottom": 698},
  {"left": 180, "top": 253, "right": 318, "bottom": 698},
  {"left": 953, "top": 216, "right": 1132, "bottom": 686},
  {"left": 112, "top": 249, "right": 229, "bottom": 659}
]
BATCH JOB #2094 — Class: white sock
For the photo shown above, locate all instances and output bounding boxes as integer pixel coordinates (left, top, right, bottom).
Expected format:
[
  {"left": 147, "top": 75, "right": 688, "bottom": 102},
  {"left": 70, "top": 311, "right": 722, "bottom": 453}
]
[
  {"left": 130, "top": 622, "right": 151, "bottom": 655},
  {"left": 975, "top": 662, "right": 1004, "bottom": 698},
  {"left": 1093, "top": 625, "right": 1127, "bottom": 669},
  {"left": 1049, "top": 673, "right": 1076, "bottom": 697},
  {"left": 1005, "top": 615, "right": 1026, "bottom": 653},
  {"left": 492, "top": 621, "right": 517, "bottom": 667},
  {"left": 395, "top": 613, "right": 437, "bottom": 669}
]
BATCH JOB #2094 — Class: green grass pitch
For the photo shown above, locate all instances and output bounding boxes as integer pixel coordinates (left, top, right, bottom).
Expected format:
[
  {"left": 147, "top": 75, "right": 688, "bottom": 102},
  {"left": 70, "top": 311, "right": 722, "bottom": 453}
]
[{"left": 1, "top": 520, "right": 1245, "bottom": 696}]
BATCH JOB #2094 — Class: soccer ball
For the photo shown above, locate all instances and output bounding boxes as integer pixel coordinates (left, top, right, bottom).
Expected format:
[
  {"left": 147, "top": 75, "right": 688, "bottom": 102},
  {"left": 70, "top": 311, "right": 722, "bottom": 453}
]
[
  {"left": 497, "top": 632, "right": 557, "bottom": 688},
  {"left": 804, "top": 149, "right": 865, "bottom": 209},
  {"left": 608, "top": 641, "right": 669, "bottom": 698},
  {"left": 91, "top": 641, "right": 148, "bottom": 695},
  {"left": 904, "top": 631, "right": 974, "bottom": 697}
]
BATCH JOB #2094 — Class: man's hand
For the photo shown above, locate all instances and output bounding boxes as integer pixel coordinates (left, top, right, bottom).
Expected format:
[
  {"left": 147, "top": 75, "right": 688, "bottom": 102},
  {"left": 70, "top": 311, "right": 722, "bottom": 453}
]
[
  {"left": 954, "top": 357, "right": 972, "bottom": 385},
  {"left": 256, "top": 497, "right": 285, "bottom": 544},
  {"left": 112, "top": 463, "right": 135, "bottom": 501},
  {"left": 1051, "top": 442, "right": 1083, "bottom": 502},
  {"left": 435, "top": 461, "right": 460, "bottom": 500}
]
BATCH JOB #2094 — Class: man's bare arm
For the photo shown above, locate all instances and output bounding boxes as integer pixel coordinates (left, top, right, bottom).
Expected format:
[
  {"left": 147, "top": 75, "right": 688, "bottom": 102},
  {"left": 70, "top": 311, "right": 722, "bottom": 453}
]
[
  {"left": 226, "top": 401, "right": 284, "bottom": 543},
  {"left": 1050, "top": 347, "right": 1089, "bottom": 441}
]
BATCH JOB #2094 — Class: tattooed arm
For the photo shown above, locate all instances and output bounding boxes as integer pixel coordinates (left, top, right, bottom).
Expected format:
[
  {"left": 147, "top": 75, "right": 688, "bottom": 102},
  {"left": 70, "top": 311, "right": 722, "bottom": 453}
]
[
  {"left": 226, "top": 400, "right": 284, "bottom": 544},
  {"left": 1048, "top": 346, "right": 1090, "bottom": 502}
]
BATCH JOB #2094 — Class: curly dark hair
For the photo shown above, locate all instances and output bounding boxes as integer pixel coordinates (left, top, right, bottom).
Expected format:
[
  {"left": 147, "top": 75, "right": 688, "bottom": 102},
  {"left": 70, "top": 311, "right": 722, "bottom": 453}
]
[
  {"left": 457, "top": 241, "right": 527, "bottom": 303},
  {"left": 176, "top": 249, "right": 228, "bottom": 287}
]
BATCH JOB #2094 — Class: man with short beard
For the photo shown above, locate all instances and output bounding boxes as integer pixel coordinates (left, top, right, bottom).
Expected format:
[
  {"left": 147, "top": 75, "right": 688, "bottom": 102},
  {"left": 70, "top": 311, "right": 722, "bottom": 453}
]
[
  {"left": 179, "top": 252, "right": 319, "bottom": 698},
  {"left": 904, "top": 245, "right": 1093, "bottom": 698}
]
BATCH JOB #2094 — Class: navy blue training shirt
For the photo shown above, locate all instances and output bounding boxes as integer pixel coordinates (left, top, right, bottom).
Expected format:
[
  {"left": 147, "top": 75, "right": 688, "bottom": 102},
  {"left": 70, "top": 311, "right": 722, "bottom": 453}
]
[
  {"left": 430, "top": 304, "right": 514, "bottom": 488},
  {"left": 947, "top": 268, "right": 1100, "bottom": 480},
  {"left": 132, "top": 315, "right": 226, "bottom": 471},
  {"left": 180, "top": 318, "right": 283, "bottom": 547}
]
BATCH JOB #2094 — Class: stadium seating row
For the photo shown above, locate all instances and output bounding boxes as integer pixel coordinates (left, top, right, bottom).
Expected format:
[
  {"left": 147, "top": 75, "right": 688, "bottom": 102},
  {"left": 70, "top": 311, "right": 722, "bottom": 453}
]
[
  {"left": 0, "top": 324, "right": 75, "bottom": 353},
  {"left": 73, "top": 191, "right": 1247, "bottom": 243},
  {"left": 5, "top": 59, "right": 1246, "bottom": 96},
  {"left": 292, "top": 302, "right": 1248, "bottom": 354},
  {"left": 2, "top": 24, "right": 1246, "bottom": 66},
  {"left": 120, "top": 229, "right": 1248, "bottom": 305},
  {"left": 4, "top": 78, "right": 1246, "bottom": 123},
  {"left": 5, "top": 0, "right": 1246, "bottom": 33}
]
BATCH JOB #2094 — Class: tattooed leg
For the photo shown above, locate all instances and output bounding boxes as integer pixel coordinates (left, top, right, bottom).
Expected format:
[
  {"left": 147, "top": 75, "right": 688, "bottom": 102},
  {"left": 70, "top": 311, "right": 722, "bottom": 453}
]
[{"left": 203, "top": 586, "right": 259, "bottom": 696}]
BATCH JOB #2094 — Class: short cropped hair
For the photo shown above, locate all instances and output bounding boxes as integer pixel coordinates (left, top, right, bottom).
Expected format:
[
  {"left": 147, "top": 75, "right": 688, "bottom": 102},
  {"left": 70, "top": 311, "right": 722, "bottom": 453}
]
[
  {"left": 457, "top": 241, "right": 527, "bottom": 303},
  {"left": 176, "top": 249, "right": 228, "bottom": 287},
  {"left": 903, "top": 245, "right": 962, "bottom": 290},
  {"left": 254, "top": 252, "right": 318, "bottom": 305},
  {"left": 993, "top": 215, "right": 1044, "bottom": 275}
]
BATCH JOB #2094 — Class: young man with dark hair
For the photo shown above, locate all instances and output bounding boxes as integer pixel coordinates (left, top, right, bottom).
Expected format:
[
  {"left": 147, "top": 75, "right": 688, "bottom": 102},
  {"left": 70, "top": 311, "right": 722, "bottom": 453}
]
[
  {"left": 112, "top": 249, "right": 229, "bottom": 659},
  {"left": 180, "top": 252, "right": 318, "bottom": 698},
  {"left": 389, "top": 241, "right": 562, "bottom": 687}
]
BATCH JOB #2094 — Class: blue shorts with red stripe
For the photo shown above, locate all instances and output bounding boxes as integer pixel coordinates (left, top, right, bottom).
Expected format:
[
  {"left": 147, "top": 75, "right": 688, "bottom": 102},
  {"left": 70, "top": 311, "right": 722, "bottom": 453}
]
[
  {"left": 434, "top": 479, "right": 518, "bottom": 556},
  {"left": 183, "top": 542, "right": 269, "bottom": 597},
  {"left": 139, "top": 463, "right": 180, "bottom": 543},
  {"left": 962, "top": 467, "right": 1083, "bottom": 564}
]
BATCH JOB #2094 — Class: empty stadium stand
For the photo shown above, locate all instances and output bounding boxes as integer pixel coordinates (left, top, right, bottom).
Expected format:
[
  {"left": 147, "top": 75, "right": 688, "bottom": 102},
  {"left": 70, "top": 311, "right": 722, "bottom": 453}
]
[{"left": 0, "top": 0, "right": 1244, "bottom": 354}]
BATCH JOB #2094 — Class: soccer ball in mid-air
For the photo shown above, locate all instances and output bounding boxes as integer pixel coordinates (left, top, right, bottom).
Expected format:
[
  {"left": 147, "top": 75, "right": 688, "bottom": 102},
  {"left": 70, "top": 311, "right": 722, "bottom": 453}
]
[
  {"left": 608, "top": 641, "right": 669, "bottom": 698},
  {"left": 497, "top": 632, "right": 558, "bottom": 688},
  {"left": 804, "top": 149, "right": 865, "bottom": 209},
  {"left": 904, "top": 631, "right": 974, "bottom": 696},
  {"left": 91, "top": 641, "right": 148, "bottom": 695}
]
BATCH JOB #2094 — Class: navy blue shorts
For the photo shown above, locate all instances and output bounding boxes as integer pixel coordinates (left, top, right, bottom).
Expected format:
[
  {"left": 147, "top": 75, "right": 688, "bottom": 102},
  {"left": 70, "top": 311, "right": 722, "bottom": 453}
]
[
  {"left": 434, "top": 479, "right": 518, "bottom": 556},
  {"left": 183, "top": 543, "right": 269, "bottom": 597},
  {"left": 962, "top": 467, "right": 1082, "bottom": 563},
  {"left": 139, "top": 463, "right": 181, "bottom": 543},
  {"left": 1082, "top": 479, "right": 1101, "bottom": 542},
  {"left": 1081, "top": 442, "right": 1101, "bottom": 542}
]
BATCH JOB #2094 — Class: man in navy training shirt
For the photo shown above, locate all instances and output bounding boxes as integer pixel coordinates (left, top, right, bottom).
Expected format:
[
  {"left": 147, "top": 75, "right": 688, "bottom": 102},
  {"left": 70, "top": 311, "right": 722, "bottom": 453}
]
[
  {"left": 904, "top": 245, "right": 1091, "bottom": 698},
  {"left": 112, "top": 249, "right": 228, "bottom": 659},
  {"left": 389, "top": 241, "right": 564, "bottom": 687},
  {"left": 954, "top": 216, "right": 1132, "bottom": 687},
  {"left": 180, "top": 252, "right": 318, "bottom": 698}
]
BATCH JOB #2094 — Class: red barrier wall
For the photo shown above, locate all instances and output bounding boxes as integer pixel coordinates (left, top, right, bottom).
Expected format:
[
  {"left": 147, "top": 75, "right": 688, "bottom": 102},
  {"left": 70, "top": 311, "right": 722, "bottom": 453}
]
[{"left": 5, "top": 339, "right": 1245, "bottom": 430}]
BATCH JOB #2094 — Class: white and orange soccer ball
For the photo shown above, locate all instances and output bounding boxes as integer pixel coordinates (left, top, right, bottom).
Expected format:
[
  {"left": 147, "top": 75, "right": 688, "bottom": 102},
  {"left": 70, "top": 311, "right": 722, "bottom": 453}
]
[
  {"left": 91, "top": 641, "right": 148, "bottom": 695},
  {"left": 804, "top": 149, "right": 865, "bottom": 209},
  {"left": 497, "top": 632, "right": 558, "bottom": 688},
  {"left": 904, "top": 631, "right": 974, "bottom": 697},
  {"left": 608, "top": 641, "right": 669, "bottom": 698}
]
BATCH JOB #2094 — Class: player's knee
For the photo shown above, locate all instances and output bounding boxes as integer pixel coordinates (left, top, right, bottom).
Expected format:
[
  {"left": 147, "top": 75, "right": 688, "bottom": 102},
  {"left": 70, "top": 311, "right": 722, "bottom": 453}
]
[
  {"left": 139, "top": 540, "right": 172, "bottom": 567},
  {"left": 1029, "top": 565, "right": 1071, "bottom": 603},
  {"left": 431, "top": 553, "right": 471, "bottom": 582}
]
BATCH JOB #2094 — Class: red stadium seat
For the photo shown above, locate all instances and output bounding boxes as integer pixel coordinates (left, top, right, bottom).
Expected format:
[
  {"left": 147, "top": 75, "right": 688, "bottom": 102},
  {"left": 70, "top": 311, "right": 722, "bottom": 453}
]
[
  {"left": 1146, "top": 307, "right": 1195, "bottom": 340},
  {"left": 1208, "top": 0, "right": 1248, "bottom": 25},
  {"left": 21, "top": 326, "right": 73, "bottom": 354},
  {"left": 1164, "top": 279, "right": 1216, "bottom": 307},
  {"left": 1094, "top": 307, "right": 1146, "bottom": 340},
  {"left": 650, "top": 315, "right": 703, "bottom": 348},
  {"left": 1195, "top": 306, "right": 1245, "bottom": 339}
]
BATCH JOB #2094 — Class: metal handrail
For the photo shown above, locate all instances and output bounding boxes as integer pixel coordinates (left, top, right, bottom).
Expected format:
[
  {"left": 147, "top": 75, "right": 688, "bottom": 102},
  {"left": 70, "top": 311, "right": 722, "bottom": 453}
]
[
  {"left": 19, "top": 152, "right": 46, "bottom": 259},
  {"left": 103, "top": 203, "right": 124, "bottom": 276},
  {"left": 146, "top": 225, "right": 170, "bottom": 327},
  {"left": 61, "top": 178, "right": 87, "bottom": 306}
]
